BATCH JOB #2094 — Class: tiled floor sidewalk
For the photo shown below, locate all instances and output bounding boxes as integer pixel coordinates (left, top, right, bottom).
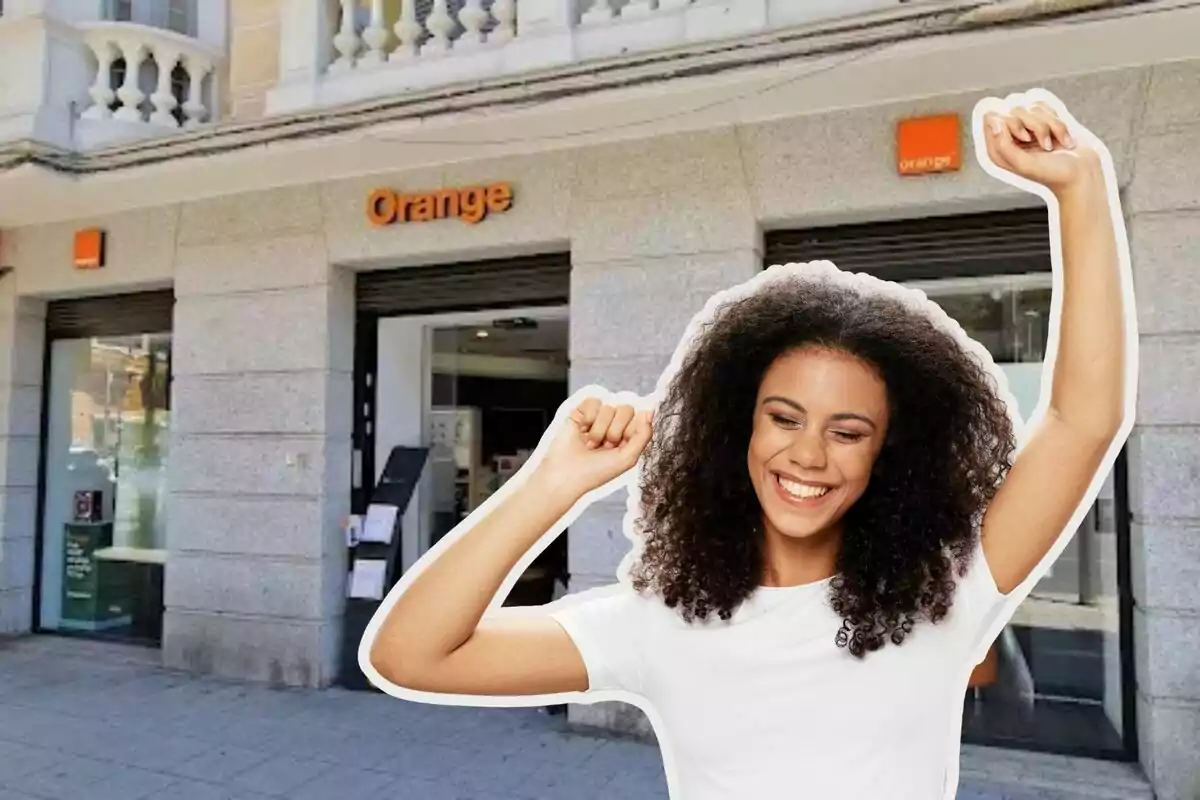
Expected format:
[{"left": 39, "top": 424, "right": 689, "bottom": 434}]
[{"left": 0, "top": 636, "right": 1150, "bottom": 800}]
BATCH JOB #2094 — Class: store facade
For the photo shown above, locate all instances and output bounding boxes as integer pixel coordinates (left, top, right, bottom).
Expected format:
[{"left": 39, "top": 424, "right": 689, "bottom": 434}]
[{"left": 0, "top": 54, "right": 1197, "bottom": 798}]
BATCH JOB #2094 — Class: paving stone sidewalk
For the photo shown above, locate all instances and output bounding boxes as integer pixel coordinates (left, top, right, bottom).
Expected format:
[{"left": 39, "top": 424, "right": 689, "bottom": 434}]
[{"left": 0, "top": 636, "right": 1150, "bottom": 800}]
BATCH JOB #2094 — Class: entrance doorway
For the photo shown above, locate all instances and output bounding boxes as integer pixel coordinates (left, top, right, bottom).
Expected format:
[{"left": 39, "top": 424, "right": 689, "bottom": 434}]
[
  {"left": 373, "top": 306, "right": 570, "bottom": 606},
  {"left": 352, "top": 252, "right": 573, "bottom": 610}
]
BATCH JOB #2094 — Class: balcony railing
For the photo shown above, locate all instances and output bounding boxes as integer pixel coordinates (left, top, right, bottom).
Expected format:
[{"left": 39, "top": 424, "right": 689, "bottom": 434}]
[
  {"left": 76, "top": 21, "right": 222, "bottom": 148},
  {"left": 269, "top": 0, "right": 909, "bottom": 114},
  {"left": 331, "top": 0, "right": 517, "bottom": 67}
]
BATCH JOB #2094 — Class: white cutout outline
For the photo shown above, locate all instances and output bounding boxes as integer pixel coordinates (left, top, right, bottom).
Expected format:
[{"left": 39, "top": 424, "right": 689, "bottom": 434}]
[{"left": 357, "top": 89, "right": 1138, "bottom": 800}]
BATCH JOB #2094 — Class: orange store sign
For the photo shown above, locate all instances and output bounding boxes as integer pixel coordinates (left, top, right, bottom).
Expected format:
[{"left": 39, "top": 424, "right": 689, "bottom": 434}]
[
  {"left": 896, "top": 114, "right": 961, "bottom": 176},
  {"left": 367, "top": 182, "right": 514, "bottom": 226},
  {"left": 73, "top": 228, "right": 106, "bottom": 269}
]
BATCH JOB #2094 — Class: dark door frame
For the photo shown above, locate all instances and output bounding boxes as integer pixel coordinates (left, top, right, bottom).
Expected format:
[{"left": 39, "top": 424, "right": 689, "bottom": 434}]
[{"left": 351, "top": 253, "right": 571, "bottom": 518}]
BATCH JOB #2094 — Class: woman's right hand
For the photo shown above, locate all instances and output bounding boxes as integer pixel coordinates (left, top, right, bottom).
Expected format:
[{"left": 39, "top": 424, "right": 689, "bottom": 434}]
[{"left": 532, "top": 397, "right": 654, "bottom": 502}]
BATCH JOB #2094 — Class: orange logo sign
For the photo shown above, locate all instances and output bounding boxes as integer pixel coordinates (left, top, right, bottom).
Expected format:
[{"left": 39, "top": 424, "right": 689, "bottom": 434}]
[
  {"left": 368, "top": 183, "right": 514, "bottom": 226},
  {"left": 896, "top": 115, "right": 961, "bottom": 176},
  {"left": 74, "top": 228, "right": 105, "bottom": 269}
]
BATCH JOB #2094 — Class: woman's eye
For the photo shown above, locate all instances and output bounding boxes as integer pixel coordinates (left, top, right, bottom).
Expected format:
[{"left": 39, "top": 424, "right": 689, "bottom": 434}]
[
  {"left": 832, "top": 431, "right": 865, "bottom": 443},
  {"left": 770, "top": 414, "right": 800, "bottom": 429}
]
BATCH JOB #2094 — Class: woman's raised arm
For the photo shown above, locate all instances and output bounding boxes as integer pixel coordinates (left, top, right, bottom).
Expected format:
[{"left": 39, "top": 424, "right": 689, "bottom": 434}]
[
  {"left": 366, "top": 398, "right": 653, "bottom": 696},
  {"left": 976, "top": 99, "right": 1131, "bottom": 595}
]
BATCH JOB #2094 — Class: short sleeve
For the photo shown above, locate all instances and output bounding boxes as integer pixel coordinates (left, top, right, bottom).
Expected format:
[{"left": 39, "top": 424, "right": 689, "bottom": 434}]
[
  {"left": 953, "top": 536, "right": 1013, "bottom": 660},
  {"left": 548, "top": 585, "right": 648, "bottom": 696}
]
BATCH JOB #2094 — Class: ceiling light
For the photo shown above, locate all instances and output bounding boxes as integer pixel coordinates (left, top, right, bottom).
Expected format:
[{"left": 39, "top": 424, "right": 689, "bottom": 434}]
[
  {"left": 475, "top": 330, "right": 489, "bottom": 338},
  {"left": 493, "top": 317, "right": 538, "bottom": 330}
]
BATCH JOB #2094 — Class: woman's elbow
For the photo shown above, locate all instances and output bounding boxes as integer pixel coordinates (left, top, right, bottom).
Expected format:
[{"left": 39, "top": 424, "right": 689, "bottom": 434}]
[{"left": 368, "top": 637, "right": 419, "bottom": 689}]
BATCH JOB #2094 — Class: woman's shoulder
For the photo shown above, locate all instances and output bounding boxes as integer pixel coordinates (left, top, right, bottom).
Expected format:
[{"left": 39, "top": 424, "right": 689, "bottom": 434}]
[
  {"left": 941, "top": 534, "right": 1012, "bottom": 650},
  {"left": 548, "top": 581, "right": 679, "bottom": 630}
]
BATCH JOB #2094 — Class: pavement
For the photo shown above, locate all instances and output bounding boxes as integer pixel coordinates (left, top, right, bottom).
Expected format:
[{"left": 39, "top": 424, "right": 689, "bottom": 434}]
[{"left": 0, "top": 635, "right": 1153, "bottom": 800}]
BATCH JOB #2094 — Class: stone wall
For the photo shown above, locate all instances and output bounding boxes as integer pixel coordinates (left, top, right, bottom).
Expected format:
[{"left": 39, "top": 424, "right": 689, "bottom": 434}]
[
  {"left": 163, "top": 186, "right": 354, "bottom": 688},
  {"left": 0, "top": 281, "right": 43, "bottom": 634},
  {"left": 1124, "top": 59, "right": 1200, "bottom": 800}
]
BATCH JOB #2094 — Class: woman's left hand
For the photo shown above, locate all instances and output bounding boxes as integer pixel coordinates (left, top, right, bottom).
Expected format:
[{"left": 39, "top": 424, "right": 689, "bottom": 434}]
[{"left": 982, "top": 102, "right": 1104, "bottom": 198}]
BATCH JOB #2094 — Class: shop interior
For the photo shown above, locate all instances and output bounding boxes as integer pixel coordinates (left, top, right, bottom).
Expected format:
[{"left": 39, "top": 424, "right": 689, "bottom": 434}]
[
  {"left": 375, "top": 307, "right": 570, "bottom": 608},
  {"left": 38, "top": 333, "right": 171, "bottom": 645}
]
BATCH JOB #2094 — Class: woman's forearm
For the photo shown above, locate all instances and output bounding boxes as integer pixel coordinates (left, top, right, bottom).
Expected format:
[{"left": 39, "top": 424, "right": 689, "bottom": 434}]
[
  {"left": 369, "top": 470, "right": 581, "bottom": 682},
  {"left": 1046, "top": 161, "right": 1126, "bottom": 437}
]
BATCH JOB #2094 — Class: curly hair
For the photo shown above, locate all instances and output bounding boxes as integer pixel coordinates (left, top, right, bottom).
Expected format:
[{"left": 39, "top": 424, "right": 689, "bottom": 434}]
[{"left": 628, "top": 270, "right": 1018, "bottom": 657}]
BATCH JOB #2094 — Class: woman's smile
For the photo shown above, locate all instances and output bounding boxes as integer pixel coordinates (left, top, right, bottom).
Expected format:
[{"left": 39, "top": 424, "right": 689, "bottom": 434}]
[{"left": 772, "top": 472, "right": 839, "bottom": 509}]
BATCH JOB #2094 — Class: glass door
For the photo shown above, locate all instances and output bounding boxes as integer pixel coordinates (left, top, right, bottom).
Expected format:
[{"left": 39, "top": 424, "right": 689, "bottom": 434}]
[
  {"left": 428, "top": 327, "right": 469, "bottom": 553},
  {"left": 425, "top": 314, "right": 571, "bottom": 607},
  {"left": 38, "top": 333, "right": 171, "bottom": 644},
  {"left": 908, "top": 273, "right": 1127, "bottom": 757}
]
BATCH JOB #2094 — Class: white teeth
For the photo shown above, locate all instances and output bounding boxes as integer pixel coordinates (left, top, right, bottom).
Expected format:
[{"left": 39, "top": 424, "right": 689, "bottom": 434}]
[{"left": 778, "top": 476, "right": 830, "bottom": 499}]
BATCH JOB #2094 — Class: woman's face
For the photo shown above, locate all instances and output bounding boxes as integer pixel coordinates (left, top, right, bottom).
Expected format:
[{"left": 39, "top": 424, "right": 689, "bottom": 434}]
[{"left": 746, "top": 345, "right": 890, "bottom": 541}]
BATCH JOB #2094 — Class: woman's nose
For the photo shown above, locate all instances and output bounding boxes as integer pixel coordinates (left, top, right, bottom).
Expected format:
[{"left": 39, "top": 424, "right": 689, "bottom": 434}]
[{"left": 788, "top": 431, "right": 827, "bottom": 470}]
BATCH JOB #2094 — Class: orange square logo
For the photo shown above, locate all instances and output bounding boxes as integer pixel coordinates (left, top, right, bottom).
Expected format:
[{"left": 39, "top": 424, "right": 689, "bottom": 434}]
[
  {"left": 896, "top": 115, "right": 961, "bottom": 176},
  {"left": 74, "top": 228, "right": 105, "bottom": 269}
]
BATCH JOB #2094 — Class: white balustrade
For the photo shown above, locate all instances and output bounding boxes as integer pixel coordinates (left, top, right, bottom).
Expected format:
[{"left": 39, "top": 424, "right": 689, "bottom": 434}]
[
  {"left": 315, "top": 0, "right": 716, "bottom": 74},
  {"left": 330, "top": 0, "right": 361, "bottom": 72},
  {"left": 330, "top": 0, "right": 523, "bottom": 66},
  {"left": 458, "top": 0, "right": 490, "bottom": 48},
  {"left": 392, "top": 0, "right": 423, "bottom": 61},
  {"left": 424, "top": 0, "right": 456, "bottom": 54},
  {"left": 361, "top": 0, "right": 391, "bottom": 65},
  {"left": 77, "top": 21, "right": 221, "bottom": 136},
  {"left": 266, "top": 0, "right": 905, "bottom": 118},
  {"left": 491, "top": 0, "right": 517, "bottom": 43},
  {"left": 581, "top": 0, "right": 618, "bottom": 25}
]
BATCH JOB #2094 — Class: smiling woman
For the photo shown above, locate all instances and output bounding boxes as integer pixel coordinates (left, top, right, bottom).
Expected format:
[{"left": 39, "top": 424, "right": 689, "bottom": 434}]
[
  {"left": 632, "top": 278, "right": 1015, "bottom": 644},
  {"left": 363, "top": 95, "right": 1132, "bottom": 800}
]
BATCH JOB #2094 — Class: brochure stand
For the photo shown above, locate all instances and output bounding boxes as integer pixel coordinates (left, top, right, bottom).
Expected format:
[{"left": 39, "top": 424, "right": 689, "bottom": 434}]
[{"left": 339, "top": 445, "right": 428, "bottom": 691}]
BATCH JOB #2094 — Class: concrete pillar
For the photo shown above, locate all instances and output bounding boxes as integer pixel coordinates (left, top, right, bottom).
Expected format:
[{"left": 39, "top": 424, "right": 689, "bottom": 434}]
[
  {"left": 0, "top": 277, "right": 44, "bottom": 635},
  {"left": 563, "top": 130, "right": 762, "bottom": 736},
  {"left": 1125, "top": 59, "right": 1200, "bottom": 800},
  {"left": 163, "top": 186, "right": 354, "bottom": 689},
  {"left": 227, "top": 0, "right": 283, "bottom": 121},
  {"left": 265, "top": 0, "right": 337, "bottom": 115}
]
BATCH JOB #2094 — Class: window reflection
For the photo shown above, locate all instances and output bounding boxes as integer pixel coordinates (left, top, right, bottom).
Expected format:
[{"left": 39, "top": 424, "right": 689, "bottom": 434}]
[{"left": 39, "top": 334, "right": 171, "bottom": 644}]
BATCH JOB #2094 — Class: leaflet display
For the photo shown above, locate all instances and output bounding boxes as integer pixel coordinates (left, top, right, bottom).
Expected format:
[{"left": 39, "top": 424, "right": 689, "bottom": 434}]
[{"left": 339, "top": 445, "right": 429, "bottom": 691}]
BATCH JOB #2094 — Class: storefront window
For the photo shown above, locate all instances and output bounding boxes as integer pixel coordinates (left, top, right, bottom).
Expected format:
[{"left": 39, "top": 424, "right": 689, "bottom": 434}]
[
  {"left": 911, "top": 274, "right": 1126, "bottom": 757},
  {"left": 38, "top": 333, "right": 171, "bottom": 644}
]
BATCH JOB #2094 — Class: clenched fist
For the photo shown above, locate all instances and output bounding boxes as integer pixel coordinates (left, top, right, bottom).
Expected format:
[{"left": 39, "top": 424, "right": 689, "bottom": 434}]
[
  {"left": 533, "top": 397, "right": 654, "bottom": 502},
  {"left": 980, "top": 98, "right": 1104, "bottom": 198}
]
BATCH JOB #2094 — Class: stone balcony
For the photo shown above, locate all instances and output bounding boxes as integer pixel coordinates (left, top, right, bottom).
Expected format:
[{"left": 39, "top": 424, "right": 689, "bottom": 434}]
[
  {"left": 0, "top": 8, "right": 224, "bottom": 152},
  {"left": 72, "top": 21, "right": 222, "bottom": 149},
  {"left": 267, "top": 0, "right": 916, "bottom": 115}
]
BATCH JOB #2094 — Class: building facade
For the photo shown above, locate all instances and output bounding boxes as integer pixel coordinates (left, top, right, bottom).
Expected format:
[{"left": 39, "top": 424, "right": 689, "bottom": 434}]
[{"left": 0, "top": 0, "right": 1197, "bottom": 797}]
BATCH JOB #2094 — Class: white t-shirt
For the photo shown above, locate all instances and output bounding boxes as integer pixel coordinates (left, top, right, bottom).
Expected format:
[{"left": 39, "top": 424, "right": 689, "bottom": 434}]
[{"left": 549, "top": 538, "right": 1012, "bottom": 800}]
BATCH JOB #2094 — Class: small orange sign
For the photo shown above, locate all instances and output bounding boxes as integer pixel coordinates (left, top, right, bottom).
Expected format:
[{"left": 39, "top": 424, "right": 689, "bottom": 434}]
[
  {"left": 73, "top": 228, "right": 105, "bottom": 269},
  {"left": 368, "top": 182, "right": 514, "bottom": 226},
  {"left": 897, "top": 114, "right": 961, "bottom": 176}
]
